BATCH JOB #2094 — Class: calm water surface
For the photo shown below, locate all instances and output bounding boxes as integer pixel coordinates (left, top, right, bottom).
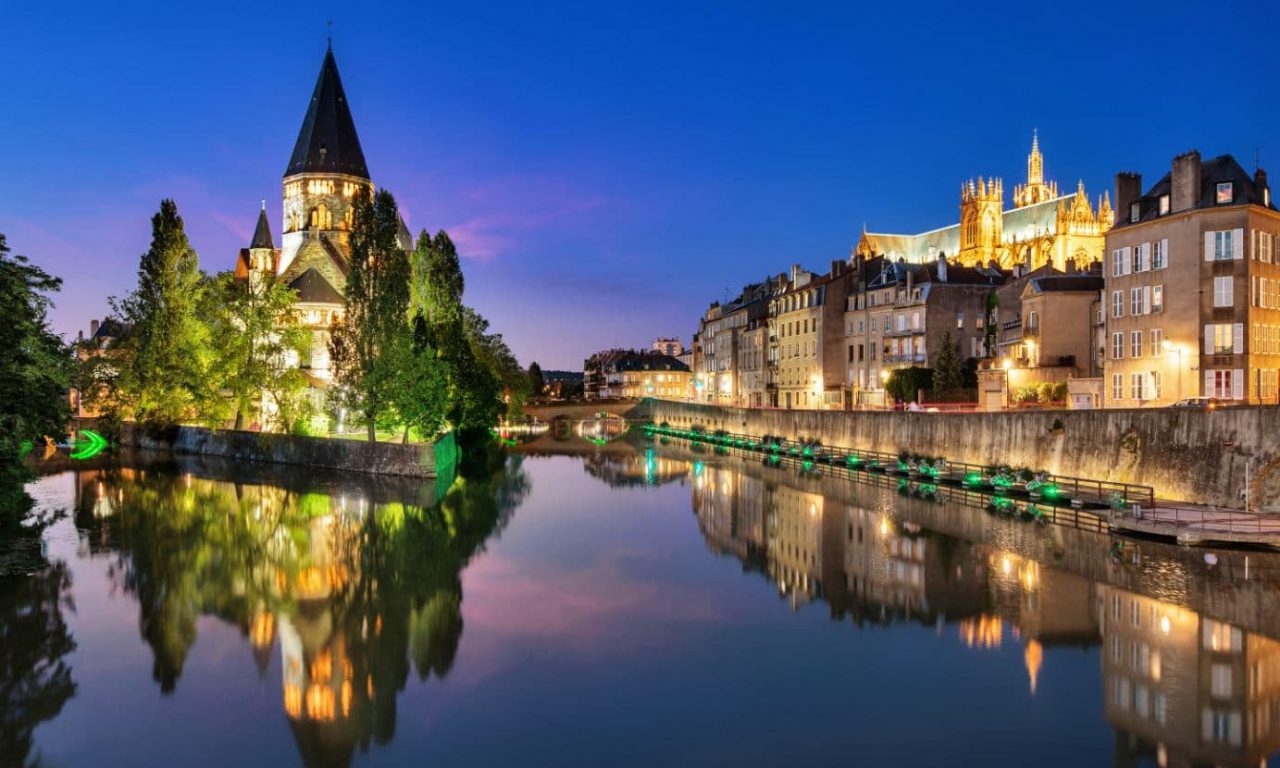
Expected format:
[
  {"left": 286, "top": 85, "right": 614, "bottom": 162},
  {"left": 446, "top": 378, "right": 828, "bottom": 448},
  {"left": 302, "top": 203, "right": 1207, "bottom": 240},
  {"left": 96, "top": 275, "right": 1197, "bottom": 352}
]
[{"left": 7, "top": 437, "right": 1280, "bottom": 767}]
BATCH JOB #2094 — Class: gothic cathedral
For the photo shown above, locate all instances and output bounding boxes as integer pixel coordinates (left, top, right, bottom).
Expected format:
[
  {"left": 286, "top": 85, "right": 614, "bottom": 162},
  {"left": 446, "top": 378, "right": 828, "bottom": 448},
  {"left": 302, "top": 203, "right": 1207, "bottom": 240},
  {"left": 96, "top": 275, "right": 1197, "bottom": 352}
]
[{"left": 858, "top": 133, "right": 1114, "bottom": 271}]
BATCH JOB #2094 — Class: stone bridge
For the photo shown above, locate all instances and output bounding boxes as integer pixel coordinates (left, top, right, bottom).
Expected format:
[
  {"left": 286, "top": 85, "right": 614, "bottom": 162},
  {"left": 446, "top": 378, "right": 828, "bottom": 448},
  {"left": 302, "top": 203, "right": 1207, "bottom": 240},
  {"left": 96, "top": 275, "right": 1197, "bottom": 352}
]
[{"left": 524, "top": 399, "right": 653, "bottom": 423}]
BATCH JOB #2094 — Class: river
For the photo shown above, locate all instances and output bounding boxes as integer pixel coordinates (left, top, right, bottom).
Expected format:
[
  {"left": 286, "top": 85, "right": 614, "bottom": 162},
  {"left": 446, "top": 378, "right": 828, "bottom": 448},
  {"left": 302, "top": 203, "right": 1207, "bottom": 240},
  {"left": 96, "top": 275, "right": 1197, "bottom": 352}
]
[{"left": 4, "top": 434, "right": 1280, "bottom": 767}]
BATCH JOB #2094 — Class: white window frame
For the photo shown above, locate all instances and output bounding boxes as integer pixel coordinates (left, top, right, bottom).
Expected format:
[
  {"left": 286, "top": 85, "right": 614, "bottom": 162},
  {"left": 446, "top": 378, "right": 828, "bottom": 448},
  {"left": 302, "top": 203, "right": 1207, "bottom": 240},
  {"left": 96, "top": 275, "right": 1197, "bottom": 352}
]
[{"left": 1214, "top": 276, "right": 1234, "bottom": 308}]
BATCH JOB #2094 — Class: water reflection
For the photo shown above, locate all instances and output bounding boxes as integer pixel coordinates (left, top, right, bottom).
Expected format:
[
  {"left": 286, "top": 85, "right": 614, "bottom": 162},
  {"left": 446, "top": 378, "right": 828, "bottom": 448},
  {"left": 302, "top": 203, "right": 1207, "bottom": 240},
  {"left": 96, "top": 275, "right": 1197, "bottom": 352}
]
[
  {"left": 13, "top": 436, "right": 1280, "bottom": 766},
  {"left": 653, "top": 437, "right": 1280, "bottom": 767},
  {"left": 68, "top": 452, "right": 526, "bottom": 767}
]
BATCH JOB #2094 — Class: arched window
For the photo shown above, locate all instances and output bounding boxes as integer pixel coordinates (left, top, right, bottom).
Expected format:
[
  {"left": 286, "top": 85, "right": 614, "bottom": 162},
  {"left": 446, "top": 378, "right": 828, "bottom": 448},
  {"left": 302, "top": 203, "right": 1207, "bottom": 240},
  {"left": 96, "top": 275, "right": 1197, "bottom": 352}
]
[{"left": 309, "top": 208, "right": 318, "bottom": 228}]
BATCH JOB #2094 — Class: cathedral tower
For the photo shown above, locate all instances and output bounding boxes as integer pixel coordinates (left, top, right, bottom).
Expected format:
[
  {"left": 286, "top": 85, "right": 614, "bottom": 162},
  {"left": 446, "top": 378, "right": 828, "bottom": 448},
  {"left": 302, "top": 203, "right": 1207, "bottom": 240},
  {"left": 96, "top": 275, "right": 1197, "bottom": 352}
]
[
  {"left": 277, "top": 43, "right": 373, "bottom": 286},
  {"left": 958, "top": 177, "right": 1003, "bottom": 267},
  {"left": 1013, "top": 131, "right": 1058, "bottom": 208}
]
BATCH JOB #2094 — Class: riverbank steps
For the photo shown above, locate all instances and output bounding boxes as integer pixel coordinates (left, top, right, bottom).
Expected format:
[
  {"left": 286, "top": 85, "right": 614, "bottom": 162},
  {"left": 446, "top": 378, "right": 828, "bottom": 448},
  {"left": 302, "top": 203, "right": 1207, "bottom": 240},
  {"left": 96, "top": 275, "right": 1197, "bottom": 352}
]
[
  {"left": 117, "top": 423, "right": 446, "bottom": 478},
  {"left": 648, "top": 399, "right": 1280, "bottom": 510}
]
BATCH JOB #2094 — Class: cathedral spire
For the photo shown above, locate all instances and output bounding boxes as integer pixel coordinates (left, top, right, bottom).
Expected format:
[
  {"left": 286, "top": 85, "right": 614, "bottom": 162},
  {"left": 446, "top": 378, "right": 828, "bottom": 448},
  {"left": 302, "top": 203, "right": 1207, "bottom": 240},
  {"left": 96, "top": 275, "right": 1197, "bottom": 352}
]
[
  {"left": 251, "top": 203, "right": 275, "bottom": 250},
  {"left": 285, "top": 47, "right": 370, "bottom": 179},
  {"left": 1028, "top": 129, "right": 1044, "bottom": 186}
]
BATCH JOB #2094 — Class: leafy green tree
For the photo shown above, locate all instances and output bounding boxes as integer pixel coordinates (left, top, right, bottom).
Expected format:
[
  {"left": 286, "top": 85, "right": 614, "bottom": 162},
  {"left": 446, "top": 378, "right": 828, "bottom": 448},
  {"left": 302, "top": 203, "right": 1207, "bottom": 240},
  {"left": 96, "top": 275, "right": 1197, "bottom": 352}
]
[
  {"left": 394, "top": 317, "right": 452, "bottom": 443},
  {"left": 112, "top": 200, "right": 213, "bottom": 427},
  {"left": 0, "top": 234, "right": 72, "bottom": 514},
  {"left": 329, "top": 189, "right": 411, "bottom": 441},
  {"left": 409, "top": 230, "right": 506, "bottom": 439},
  {"left": 932, "top": 330, "right": 963, "bottom": 397},
  {"left": 527, "top": 362, "right": 545, "bottom": 399},
  {"left": 204, "top": 271, "right": 310, "bottom": 431},
  {"left": 885, "top": 366, "right": 933, "bottom": 404}
]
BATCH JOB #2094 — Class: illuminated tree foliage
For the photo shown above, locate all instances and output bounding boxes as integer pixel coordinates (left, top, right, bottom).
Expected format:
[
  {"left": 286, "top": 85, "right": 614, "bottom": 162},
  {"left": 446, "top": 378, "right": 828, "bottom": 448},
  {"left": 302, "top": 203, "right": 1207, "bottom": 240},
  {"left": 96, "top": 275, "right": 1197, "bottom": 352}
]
[
  {"left": 409, "top": 229, "right": 525, "bottom": 440},
  {"left": 330, "top": 190, "right": 412, "bottom": 441},
  {"left": 204, "top": 271, "right": 311, "bottom": 432},
  {"left": 112, "top": 200, "right": 214, "bottom": 427},
  {"left": 0, "top": 233, "right": 72, "bottom": 517}
]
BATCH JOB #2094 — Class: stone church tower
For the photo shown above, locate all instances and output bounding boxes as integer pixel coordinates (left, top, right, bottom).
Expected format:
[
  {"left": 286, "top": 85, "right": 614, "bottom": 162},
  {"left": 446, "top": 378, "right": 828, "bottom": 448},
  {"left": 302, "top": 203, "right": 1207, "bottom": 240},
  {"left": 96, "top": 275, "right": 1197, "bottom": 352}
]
[{"left": 275, "top": 44, "right": 373, "bottom": 383}]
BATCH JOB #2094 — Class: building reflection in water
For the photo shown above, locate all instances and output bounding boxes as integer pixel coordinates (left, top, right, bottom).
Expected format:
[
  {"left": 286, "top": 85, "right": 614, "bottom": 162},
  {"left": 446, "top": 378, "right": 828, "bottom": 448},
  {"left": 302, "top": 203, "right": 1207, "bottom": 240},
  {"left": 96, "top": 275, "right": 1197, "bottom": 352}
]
[
  {"left": 675, "top": 444, "right": 1280, "bottom": 767},
  {"left": 71, "top": 453, "right": 526, "bottom": 768}
]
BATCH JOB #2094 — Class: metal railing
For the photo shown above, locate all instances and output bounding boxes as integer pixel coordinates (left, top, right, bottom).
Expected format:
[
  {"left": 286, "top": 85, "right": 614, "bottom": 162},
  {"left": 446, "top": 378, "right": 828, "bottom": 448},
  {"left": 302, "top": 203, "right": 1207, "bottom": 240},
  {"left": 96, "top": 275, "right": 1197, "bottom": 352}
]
[
  {"left": 646, "top": 424, "right": 1155, "bottom": 511},
  {"left": 651, "top": 425, "right": 1111, "bottom": 534}
]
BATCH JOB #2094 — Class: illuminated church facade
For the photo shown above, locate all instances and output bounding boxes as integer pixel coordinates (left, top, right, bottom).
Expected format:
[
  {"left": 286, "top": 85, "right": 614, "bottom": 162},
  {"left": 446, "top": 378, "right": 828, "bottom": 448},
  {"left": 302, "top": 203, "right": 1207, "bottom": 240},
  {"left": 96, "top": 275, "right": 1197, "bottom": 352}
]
[
  {"left": 234, "top": 44, "right": 410, "bottom": 389},
  {"left": 857, "top": 134, "right": 1115, "bottom": 271}
]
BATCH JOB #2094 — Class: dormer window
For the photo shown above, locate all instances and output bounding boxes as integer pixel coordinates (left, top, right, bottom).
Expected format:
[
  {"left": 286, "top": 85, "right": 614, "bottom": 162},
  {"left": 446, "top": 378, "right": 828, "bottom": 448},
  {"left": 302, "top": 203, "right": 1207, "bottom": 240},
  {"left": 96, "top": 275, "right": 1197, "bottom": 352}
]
[
  {"left": 1129, "top": 202, "right": 1140, "bottom": 223},
  {"left": 1216, "top": 182, "right": 1234, "bottom": 204},
  {"left": 1159, "top": 194, "right": 1170, "bottom": 215}
]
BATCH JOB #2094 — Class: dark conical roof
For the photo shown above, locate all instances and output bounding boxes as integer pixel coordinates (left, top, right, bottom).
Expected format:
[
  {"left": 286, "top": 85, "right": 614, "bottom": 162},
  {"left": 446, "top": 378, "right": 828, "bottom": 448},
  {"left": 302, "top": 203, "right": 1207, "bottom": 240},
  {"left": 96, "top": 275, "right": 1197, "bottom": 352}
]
[
  {"left": 285, "top": 47, "right": 369, "bottom": 179},
  {"left": 251, "top": 204, "right": 274, "bottom": 249}
]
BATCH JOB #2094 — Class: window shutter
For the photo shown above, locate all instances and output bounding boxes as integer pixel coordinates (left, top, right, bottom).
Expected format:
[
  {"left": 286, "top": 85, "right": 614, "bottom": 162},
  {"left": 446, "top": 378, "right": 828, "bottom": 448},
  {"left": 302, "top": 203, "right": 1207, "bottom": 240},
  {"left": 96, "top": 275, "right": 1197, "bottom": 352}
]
[
  {"left": 1205, "top": 232, "right": 1215, "bottom": 261},
  {"left": 1122, "top": 246, "right": 1132, "bottom": 275},
  {"left": 1253, "top": 276, "right": 1258, "bottom": 307},
  {"left": 1253, "top": 230, "right": 1260, "bottom": 260},
  {"left": 1161, "top": 238, "right": 1169, "bottom": 268},
  {"left": 1205, "top": 325, "right": 1213, "bottom": 354},
  {"left": 1140, "top": 243, "right": 1151, "bottom": 271},
  {"left": 1205, "top": 370, "right": 1214, "bottom": 397},
  {"left": 1233, "top": 369, "right": 1244, "bottom": 400},
  {"left": 1143, "top": 286, "right": 1151, "bottom": 314},
  {"left": 1234, "top": 323, "right": 1244, "bottom": 354},
  {"left": 1233, "top": 229, "right": 1245, "bottom": 260}
]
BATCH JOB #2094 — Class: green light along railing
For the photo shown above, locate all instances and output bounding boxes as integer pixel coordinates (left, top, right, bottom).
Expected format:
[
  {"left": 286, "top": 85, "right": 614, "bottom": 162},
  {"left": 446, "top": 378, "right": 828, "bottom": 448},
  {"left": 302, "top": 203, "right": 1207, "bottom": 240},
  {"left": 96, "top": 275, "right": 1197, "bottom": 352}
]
[{"left": 645, "top": 422, "right": 1154, "bottom": 513}]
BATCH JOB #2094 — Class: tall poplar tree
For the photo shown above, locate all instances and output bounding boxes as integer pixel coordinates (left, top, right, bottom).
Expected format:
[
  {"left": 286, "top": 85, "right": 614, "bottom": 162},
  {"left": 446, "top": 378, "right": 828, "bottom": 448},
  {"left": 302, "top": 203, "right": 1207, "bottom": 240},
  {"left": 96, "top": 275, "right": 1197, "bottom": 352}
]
[
  {"left": 114, "top": 200, "right": 212, "bottom": 427},
  {"left": 409, "top": 230, "right": 506, "bottom": 439},
  {"left": 330, "top": 189, "right": 411, "bottom": 441}
]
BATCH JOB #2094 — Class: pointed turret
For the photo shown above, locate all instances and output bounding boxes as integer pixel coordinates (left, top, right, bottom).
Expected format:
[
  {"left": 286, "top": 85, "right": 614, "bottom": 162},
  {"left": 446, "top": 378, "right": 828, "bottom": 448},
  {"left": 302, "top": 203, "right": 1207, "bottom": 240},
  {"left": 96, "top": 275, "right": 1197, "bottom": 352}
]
[
  {"left": 251, "top": 201, "right": 275, "bottom": 250},
  {"left": 285, "top": 47, "right": 369, "bottom": 179}
]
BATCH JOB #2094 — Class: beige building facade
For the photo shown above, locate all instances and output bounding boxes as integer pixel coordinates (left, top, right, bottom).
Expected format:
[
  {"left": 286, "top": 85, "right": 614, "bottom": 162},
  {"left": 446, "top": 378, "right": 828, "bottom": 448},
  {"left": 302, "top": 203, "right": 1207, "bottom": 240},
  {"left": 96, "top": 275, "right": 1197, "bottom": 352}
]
[
  {"left": 1105, "top": 151, "right": 1278, "bottom": 406},
  {"left": 769, "top": 263, "right": 852, "bottom": 409}
]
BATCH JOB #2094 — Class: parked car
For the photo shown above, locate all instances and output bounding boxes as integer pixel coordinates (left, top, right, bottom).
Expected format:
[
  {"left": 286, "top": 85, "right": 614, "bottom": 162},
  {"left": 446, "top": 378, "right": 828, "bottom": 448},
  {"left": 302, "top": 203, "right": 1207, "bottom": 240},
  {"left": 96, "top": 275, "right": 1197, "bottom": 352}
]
[{"left": 1171, "top": 397, "right": 1221, "bottom": 410}]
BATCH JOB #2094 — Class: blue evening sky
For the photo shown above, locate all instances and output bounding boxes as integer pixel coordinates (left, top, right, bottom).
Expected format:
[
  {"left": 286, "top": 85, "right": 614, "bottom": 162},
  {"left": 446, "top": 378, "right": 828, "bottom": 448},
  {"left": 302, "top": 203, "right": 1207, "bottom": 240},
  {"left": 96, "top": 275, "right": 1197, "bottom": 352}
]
[{"left": 2, "top": 0, "right": 1277, "bottom": 369}]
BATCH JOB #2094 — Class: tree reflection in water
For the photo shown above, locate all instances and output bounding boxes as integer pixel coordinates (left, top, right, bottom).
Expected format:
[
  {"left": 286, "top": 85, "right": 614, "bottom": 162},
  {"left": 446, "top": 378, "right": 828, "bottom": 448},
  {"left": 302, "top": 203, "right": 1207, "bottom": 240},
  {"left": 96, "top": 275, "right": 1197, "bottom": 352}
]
[
  {"left": 71, "top": 448, "right": 527, "bottom": 768},
  {"left": 0, "top": 489, "right": 76, "bottom": 767}
]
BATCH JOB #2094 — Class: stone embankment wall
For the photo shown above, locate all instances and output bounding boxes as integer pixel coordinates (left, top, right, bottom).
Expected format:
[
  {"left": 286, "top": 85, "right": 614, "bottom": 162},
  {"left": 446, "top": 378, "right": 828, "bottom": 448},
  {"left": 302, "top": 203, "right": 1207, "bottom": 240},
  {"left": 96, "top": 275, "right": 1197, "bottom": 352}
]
[
  {"left": 649, "top": 400, "right": 1280, "bottom": 510},
  {"left": 119, "top": 424, "right": 441, "bottom": 478}
]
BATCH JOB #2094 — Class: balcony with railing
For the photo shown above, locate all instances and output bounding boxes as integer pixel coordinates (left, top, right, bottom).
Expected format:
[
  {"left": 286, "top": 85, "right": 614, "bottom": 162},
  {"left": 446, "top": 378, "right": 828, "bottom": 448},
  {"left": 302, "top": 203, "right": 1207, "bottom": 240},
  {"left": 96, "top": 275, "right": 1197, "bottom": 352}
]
[{"left": 884, "top": 352, "right": 927, "bottom": 365}]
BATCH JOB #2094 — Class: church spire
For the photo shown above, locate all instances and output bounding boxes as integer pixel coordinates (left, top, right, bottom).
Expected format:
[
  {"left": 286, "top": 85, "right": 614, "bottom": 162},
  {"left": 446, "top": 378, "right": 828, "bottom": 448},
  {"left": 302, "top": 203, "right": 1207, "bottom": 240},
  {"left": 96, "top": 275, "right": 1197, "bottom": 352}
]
[
  {"left": 285, "top": 47, "right": 369, "bottom": 179},
  {"left": 251, "top": 202, "right": 274, "bottom": 250},
  {"left": 1028, "top": 129, "right": 1044, "bottom": 186}
]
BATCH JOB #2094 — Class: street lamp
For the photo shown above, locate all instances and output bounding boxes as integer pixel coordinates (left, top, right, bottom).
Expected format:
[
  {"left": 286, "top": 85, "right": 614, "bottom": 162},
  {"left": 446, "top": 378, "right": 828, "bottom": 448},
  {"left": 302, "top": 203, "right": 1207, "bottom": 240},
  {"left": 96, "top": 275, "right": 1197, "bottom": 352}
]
[{"left": 1162, "top": 340, "right": 1183, "bottom": 402}]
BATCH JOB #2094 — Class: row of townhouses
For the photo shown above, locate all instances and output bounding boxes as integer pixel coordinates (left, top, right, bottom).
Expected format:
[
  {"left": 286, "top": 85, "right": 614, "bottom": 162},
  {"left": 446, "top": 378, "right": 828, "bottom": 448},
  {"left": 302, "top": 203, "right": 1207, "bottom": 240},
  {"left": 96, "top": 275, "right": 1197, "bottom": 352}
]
[{"left": 679, "top": 136, "right": 1278, "bottom": 409}]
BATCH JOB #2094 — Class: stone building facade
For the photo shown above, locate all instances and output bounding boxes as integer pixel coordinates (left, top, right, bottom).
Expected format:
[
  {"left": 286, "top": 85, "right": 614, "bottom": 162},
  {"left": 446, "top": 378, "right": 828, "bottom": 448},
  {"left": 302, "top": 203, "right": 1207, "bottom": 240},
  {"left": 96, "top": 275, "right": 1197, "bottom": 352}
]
[
  {"left": 844, "top": 254, "right": 1005, "bottom": 406},
  {"left": 1104, "top": 151, "right": 1278, "bottom": 406},
  {"left": 769, "top": 262, "right": 853, "bottom": 409}
]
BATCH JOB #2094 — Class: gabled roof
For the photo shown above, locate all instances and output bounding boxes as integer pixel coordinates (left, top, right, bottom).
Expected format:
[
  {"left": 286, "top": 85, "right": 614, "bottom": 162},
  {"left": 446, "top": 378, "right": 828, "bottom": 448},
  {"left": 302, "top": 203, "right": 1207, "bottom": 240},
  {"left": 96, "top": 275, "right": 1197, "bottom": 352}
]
[
  {"left": 288, "top": 267, "right": 344, "bottom": 305},
  {"left": 250, "top": 205, "right": 274, "bottom": 249},
  {"left": 285, "top": 47, "right": 369, "bottom": 179}
]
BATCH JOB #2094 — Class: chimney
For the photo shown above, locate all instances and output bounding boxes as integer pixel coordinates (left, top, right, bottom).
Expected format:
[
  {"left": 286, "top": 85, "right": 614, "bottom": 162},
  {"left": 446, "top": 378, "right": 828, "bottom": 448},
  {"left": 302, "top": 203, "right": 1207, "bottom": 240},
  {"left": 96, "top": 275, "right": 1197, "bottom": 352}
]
[
  {"left": 1114, "top": 172, "right": 1143, "bottom": 224},
  {"left": 1171, "top": 150, "right": 1201, "bottom": 213},
  {"left": 90, "top": 319, "right": 100, "bottom": 337},
  {"left": 1256, "top": 167, "right": 1270, "bottom": 205},
  {"left": 906, "top": 267, "right": 914, "bottom": 292},
  {"left": 790, "top": 264, "right": 802, "bottom": 283},
  {"left": 830, "top": 259, "right": 846, "bottom": 277},
  {"left": 937, "top": 252, "right": 948, "bottom": 282}
]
